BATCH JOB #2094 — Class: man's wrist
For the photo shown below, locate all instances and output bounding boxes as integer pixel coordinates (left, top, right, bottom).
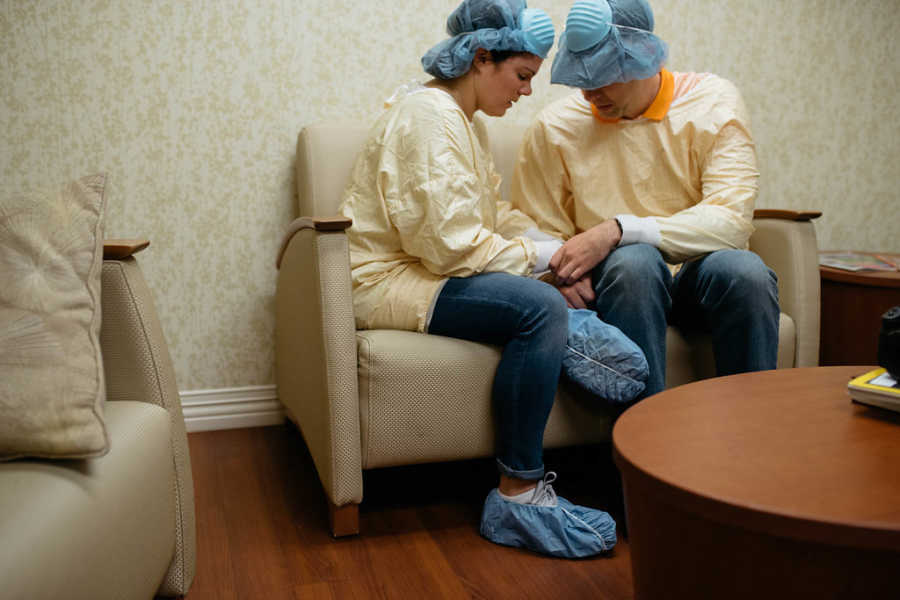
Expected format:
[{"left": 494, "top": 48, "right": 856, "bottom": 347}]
[
  {"left": 612, "top": 218, "right": 623, "bottom": 244},
  {"left": 594, "top": 219, "right": 622, "bottom": 246}
]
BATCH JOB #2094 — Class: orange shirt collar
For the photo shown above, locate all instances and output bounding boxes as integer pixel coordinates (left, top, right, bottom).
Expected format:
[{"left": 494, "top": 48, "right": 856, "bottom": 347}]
[{"left": 590, "top": 68, "right": 674, "bottom": 124}]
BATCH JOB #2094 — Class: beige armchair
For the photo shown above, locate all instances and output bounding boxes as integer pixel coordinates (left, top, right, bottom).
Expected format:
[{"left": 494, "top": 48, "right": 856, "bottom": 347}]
[
  {"left": 276, "top": 122, "right": 821, "bottom": 537},
  {"left": 0, "top": 241, "right": 196, "bottom": 599}
]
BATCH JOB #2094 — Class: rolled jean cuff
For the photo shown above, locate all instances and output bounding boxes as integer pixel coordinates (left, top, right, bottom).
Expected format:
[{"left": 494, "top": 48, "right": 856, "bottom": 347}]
[{"left": 496, "top": 458, "right": 544, "bottom": 481}]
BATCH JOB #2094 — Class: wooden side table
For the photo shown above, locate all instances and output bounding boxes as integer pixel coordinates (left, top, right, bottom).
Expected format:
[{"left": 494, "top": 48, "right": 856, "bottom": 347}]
[
  {"left": 819, "top": 252, "right": 900, "bottom": 366},
  {"left": 613, "top": 367, "right": 900, "bottom": 599}
]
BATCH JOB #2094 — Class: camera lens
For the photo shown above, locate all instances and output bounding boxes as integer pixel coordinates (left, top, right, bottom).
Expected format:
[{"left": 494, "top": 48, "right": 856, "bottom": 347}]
[
  {"left": 883, "top": 306, "right": 900, "bottom": 328},
  {"left": 878, "top": 306, "right": 900, "bottom": 378}
]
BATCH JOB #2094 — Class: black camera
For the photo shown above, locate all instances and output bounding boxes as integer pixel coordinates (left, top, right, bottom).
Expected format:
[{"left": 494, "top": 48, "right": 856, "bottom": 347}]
[{"left": 878, "top": 305, "right": 900, "bottom": 379}]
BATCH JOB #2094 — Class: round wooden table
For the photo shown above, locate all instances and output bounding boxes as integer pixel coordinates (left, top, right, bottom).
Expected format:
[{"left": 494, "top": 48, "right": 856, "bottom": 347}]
[{"left": 613, "top": 366, "right": 900, "bottom": 600}]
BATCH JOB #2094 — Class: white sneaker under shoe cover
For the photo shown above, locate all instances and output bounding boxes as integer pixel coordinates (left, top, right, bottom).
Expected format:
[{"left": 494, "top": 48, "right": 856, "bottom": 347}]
[{"left": 528, "top": 471, "right": 559, "bottom": 506}]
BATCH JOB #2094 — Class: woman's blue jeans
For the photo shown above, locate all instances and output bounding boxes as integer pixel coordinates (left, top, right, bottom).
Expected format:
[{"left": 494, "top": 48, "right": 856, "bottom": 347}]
[
  {"left": 428, "top": 272, "right": 568, "bottom": 481},
  {"left": 591, "top": 244, "right": 780, "bottom": 399}
]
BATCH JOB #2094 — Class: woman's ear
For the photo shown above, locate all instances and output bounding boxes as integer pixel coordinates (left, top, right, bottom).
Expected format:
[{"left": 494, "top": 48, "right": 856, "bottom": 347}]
[{"left": 471, "top": 48, "right": 493, "bottom": 73}]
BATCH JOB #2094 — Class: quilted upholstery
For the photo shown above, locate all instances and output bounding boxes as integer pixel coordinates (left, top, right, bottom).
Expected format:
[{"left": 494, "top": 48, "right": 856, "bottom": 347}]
[{"left": 100, "top": 257, "right": 196, "bottom": 596}]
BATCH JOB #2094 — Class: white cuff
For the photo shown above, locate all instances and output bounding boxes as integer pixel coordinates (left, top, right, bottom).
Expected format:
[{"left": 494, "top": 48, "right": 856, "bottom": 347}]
[
  {"left": 533, "top": 240, "right": 562, "bottom": 273},
  {"left": 522, "top": 227, "right": 562, "bottom": 242},
  {"left": 615, "top": 214, "right": 661, "bottom": 247}
]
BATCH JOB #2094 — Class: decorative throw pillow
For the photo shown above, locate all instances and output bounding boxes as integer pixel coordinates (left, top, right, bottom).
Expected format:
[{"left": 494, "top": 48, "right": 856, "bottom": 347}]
[
  {"left": 0, "top": 174, "right": 109, "bottom": 460},
  {"left": 563, "top": 308, "right": 649, "bottom": 404}
]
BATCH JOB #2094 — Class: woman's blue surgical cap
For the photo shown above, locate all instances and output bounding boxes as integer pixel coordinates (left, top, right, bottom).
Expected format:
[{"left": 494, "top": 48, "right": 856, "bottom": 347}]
[
  {"left": 550, "top": 0, "right": 667, "bottom": 89},
  {"left": 422, "top": 0, "right": 556, "bottom": 80}
]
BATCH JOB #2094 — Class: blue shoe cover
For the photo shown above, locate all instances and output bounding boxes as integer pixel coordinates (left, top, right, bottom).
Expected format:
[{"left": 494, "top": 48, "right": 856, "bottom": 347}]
[
  {"left": 479, "top": 486, "right": 617, "bottom": 558},
  {"left": 563, "top": 308, "right": 648, "bottom": 404}
]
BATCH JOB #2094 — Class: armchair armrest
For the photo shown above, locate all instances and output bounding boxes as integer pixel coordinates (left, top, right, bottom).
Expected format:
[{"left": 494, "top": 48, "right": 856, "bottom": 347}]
[
  {"left": 99, "top": 249, "right": 196, "bottom": 595},
  {"left": 103, "top": 238, "right": 150, "bottom": 259},
  {"left": 275, "top": 218, "right": 363, "bottom": 512},
  {"left": 753, "top": 209, "right": 822, "bottom": 221},
  {"left": 276, "top": 216, "right": 352, "bottom": 269},
  {"left": 749, "top": 210, "right": 821, "bottom": 367}
]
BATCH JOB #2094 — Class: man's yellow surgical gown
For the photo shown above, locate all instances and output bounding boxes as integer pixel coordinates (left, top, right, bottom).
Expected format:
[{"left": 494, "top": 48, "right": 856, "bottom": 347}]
[
  {"left": 339, "top": 87, "right": 539, "bottom": 332},
  {"left": 511, "top": 73, "right": 759, "bottom": 265}
]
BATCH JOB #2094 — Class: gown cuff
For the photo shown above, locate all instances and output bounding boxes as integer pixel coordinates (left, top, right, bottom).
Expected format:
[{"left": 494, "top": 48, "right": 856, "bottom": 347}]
[{"left": 615, "top": 214, "right": 661, "bottom": 248}]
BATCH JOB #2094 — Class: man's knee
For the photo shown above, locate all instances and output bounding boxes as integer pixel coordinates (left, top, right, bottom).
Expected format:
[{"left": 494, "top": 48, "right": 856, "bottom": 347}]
[
  {"left": 605, "top": 243, "right": 666, "bottom": 270},
  {"left": 707, "top": 250, "right": 778, "bottom": 301},
  {"left": 593, "top": 244, "right": 670, "bottom": 297}
]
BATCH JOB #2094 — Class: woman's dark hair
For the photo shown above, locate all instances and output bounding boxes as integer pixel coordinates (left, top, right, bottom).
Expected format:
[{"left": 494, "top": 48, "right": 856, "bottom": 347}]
[{"left": 489, "top": 49, "right": 531, "bottom": 63}]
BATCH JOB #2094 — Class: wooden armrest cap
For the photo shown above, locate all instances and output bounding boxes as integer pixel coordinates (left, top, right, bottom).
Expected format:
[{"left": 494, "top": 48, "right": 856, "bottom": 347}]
[
  {"left": 753, "top": 209, "right": 822, "bottom": 221},
  {"left": 104, "top": 239, "right": 150, "bottom": 259},
  {"left": 313, "top": 216, "right": 352, "bottom": 231},
  {"left": 276, "top": 216, "right": 353, "bottom": 269}
]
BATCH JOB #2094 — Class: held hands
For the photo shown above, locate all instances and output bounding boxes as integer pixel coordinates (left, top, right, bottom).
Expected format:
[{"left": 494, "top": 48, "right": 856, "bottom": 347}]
[
  {"left": 549, "top": 220, "right": 621, "bottom": 285},
  {"left": 556, "top": 275, "right": 595, "bottom": 309}
]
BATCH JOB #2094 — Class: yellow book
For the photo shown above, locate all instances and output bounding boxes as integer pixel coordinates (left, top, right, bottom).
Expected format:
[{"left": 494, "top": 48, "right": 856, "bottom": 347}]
[{"left": 848, "top": 368, "right": 900, "bottom": 413}]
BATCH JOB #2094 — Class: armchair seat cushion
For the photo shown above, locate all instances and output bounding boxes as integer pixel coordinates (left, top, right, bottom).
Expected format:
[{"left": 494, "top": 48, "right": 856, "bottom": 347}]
[
  {"left": 0, "top": 401, "right": 176, "bottom": 600},
  {"left": 356, "top": 329, "right": 616, "bottom": 470},
  {"left": 356, "top": 312, "right": 795, "bottom": 470},
  {"left": 664, "top": 312, "right": 795, "bottom": 388}
]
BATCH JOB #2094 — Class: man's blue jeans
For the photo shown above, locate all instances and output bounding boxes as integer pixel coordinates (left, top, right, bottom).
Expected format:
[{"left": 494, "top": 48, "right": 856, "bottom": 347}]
[
  {"left": 428, "top": 272, "right": 568, "bottom": 481},
  {"left": 591, "top": 244, "right": 779, "bottom": 398}
]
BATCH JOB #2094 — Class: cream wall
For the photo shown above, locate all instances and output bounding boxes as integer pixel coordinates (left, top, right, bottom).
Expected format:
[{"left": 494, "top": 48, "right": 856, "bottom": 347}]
[{"left": 3, "top": 1, "right": 898, "bottom": 391}]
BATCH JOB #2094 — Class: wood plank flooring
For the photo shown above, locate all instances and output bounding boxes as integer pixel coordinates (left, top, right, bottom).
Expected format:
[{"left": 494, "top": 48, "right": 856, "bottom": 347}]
[{"left": 186, "top": 424, "right": 634, "bottom": 599}]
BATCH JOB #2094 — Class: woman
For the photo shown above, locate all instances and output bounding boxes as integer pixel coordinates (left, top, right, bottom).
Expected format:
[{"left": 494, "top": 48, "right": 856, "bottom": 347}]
[{"left": 338, "top": 0, "right": 617, "bottom": 558}]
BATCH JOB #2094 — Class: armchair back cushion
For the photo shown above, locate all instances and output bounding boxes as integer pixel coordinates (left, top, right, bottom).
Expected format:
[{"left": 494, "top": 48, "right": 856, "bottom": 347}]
[
  {"left": 295, "top": 120, "right": 561, "bottom": 216},
  {"left": 294, "top": 122, "right": 809, "bottom": 374},
  {"left": 297, "top": 124, "right": 370, "bottom": 217}
]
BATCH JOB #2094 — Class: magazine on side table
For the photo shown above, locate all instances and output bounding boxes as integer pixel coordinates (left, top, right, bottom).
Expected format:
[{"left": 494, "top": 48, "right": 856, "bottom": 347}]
[
  {"left": 819, "top": 252, "right": 899, "bottom": 272},
  {"left": 848, "top": 368, "right": 900, "bottom": 413}
]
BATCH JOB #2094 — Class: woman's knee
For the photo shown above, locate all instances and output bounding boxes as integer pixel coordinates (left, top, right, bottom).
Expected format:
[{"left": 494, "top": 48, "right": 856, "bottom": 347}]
[{"left": 514, "top": 279, "right": 568, "bottom": 336}]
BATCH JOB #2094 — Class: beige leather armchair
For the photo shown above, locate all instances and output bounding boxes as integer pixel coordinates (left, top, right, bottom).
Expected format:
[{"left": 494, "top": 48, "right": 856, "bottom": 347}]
[
  {"left": 0, "top": 241, "right": 196, "bottom": 599},
  {"left": 276, "top": 122, "right": 821, "bottom": 537}
]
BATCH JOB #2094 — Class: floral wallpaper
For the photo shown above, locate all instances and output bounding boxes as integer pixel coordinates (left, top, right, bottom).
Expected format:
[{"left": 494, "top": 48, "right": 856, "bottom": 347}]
[{"left": 3, "top": 1, "right": 898, "bottom": 390}]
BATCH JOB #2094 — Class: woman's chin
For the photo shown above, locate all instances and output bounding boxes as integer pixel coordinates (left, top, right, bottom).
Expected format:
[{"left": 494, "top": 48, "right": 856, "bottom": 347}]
[{"left": 488, "top": 105, "right": 509, "bottom": 117}]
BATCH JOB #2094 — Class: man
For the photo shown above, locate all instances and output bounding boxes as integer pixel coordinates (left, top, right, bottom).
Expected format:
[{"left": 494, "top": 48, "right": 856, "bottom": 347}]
[{"left": 511, "top": 0, "right": 779, "bottom": 398}]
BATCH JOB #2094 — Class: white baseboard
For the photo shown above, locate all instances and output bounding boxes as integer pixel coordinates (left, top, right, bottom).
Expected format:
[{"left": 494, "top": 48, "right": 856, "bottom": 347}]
[{"left": 180, "top": 385, "right": 284, "bottom": 432}]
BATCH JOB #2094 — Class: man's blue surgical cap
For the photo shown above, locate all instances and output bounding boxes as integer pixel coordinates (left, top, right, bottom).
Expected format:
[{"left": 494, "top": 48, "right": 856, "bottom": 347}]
[
  {"left": 422, "top": 0, "right": 555, "bottom": 80},
  {"left": 550, "top": 0, "right": 667, "bottom": 89}
]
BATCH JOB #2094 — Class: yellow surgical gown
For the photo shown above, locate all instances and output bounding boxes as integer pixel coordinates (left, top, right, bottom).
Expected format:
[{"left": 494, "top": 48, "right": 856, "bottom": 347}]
[
  {"left": 339, "top": 87, "right": 539, "bottom": 332},
  {"left": 511, "top": 73, "right": 759, "bottom": 264}
]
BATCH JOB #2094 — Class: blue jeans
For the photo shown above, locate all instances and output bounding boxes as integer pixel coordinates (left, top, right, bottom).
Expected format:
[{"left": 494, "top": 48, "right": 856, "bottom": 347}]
[
  {"left": 591, "top": 245, "right": 779, "bottom": 398},
  {"left": 428, "top": 272, "right": 568, "bottom": 481}
]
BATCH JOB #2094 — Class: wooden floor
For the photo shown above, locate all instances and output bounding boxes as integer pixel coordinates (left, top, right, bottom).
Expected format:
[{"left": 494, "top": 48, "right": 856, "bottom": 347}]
[{"left": 185, "top": 424, "right": 634, "bottom": 600}]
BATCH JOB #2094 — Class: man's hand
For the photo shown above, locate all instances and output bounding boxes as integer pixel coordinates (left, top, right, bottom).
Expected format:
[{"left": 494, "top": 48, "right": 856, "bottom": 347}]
[
  {"left": 556, "top": 274, "right": 596, "bottom": 309},
  {"left": 550, "top": 220, "right": 621, "bottom": 285}
]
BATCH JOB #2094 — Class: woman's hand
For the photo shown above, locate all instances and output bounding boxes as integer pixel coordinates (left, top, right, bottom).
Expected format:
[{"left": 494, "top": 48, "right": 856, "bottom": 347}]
[
  {"left": 549, "top": 220, "right": 621, "bottom": 285},
  {"left": 556, "top": 274, "right": 596, "bottom": 309}
]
